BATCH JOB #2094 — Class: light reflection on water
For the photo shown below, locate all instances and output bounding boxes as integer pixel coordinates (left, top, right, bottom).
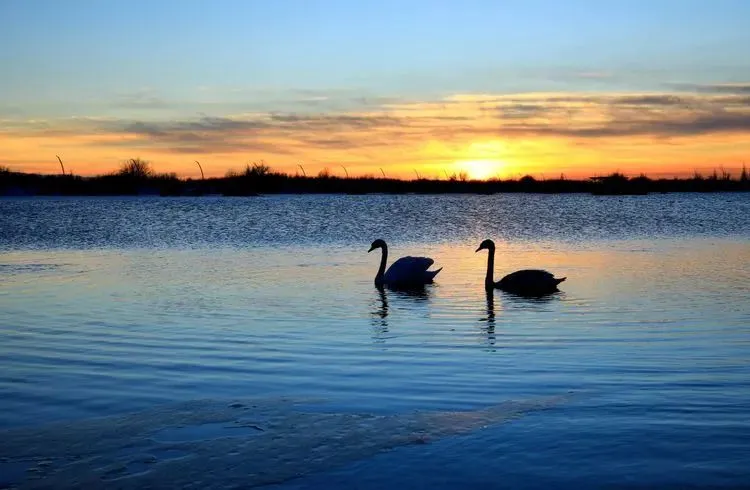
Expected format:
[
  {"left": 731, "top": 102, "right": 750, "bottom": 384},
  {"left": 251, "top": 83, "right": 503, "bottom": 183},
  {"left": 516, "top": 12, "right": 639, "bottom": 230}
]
[
  {"left": 1, "top": 239, "right": 748, "bottom": 423},
  {"left": 0, "top": 194, "right": 749, "bottom": 487}
]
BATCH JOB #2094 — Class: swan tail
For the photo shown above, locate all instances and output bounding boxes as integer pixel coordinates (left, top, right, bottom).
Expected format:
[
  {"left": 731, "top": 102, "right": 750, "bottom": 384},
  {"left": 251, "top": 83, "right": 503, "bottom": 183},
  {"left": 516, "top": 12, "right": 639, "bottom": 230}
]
[
  {"left": 426, "top": 267, "right": 443, "bottom": 281},
  {"left": 554, "top": 277, "right": 566, "bottom": 285}
]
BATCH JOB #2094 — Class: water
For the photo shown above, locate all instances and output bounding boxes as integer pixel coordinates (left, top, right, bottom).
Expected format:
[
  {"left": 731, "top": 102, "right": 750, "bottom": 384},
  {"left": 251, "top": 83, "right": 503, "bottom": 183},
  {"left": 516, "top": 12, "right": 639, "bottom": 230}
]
[{"left": 0, "top": 193, "right": 749, "bottom": 488}]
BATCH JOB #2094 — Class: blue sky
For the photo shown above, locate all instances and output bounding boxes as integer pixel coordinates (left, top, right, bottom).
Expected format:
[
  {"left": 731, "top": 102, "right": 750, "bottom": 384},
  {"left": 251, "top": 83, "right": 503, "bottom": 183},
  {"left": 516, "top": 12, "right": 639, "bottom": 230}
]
[
  {"left": 2, "top": 0, "right": 750, "bottom": 179},
  {"left": 2, "top": 0, "right": 750, "bottom": 119}
]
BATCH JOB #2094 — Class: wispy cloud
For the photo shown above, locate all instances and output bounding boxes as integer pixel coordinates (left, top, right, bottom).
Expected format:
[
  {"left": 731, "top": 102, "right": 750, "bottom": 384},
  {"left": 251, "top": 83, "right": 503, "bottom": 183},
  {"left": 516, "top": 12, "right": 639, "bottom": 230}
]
[
  {"left": 667, "top": 83, "right": 750, "bottom": 94},
  {"left": 2, "top": 84, "right": 750, "bottom": 177},
  {"left": 575, "top": 71, "right": 615, "bottom": 80},
  {"left": 7, "top": 89, "right": 750, "bottom": 146},
  {"left": 111, "top": 89, "right": 173, "bottom": 110}
]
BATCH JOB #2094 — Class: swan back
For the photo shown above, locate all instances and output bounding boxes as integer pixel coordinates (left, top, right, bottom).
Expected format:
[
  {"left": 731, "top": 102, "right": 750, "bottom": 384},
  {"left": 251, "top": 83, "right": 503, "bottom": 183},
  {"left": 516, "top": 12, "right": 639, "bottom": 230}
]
[
  {"left": 498, "top": 269, "right": 565, "bottom": 296},
  {"left": 384, "top": 256, "right": 442, "bottom": 286}
]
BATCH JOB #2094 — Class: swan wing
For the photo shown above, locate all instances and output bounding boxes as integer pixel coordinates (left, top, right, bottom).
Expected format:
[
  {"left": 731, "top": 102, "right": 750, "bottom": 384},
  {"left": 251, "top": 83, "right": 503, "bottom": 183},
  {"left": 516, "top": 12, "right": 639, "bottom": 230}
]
[
  {"left": 498, "top": 269, "right": 564, "bottom": 292},
  {"left": 500, "top": 269, "right": 555, "bottom": 286},
  {"left": 502, "top": 269, "right": 555, "bottom": 282},
  {"left": 384, "top": 256, "right": 437, "bottom": 284}
]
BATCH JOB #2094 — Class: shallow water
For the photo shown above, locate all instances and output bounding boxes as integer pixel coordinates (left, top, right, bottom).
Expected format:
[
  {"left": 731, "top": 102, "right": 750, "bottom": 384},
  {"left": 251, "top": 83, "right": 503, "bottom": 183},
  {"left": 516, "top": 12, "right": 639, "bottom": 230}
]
[{"left": 1, "top": 193, "right": 749, "bottom": 488}]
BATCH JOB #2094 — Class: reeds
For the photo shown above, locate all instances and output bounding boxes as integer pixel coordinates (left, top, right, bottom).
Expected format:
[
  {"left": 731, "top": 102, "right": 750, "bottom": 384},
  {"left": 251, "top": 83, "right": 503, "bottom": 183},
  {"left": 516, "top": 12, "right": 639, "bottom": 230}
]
[
  {"left": 2, "top": 162, "right": 750, "bottom": 196},
  {"left": 56, "top": 155, "right": 66, "bottom": 176}
]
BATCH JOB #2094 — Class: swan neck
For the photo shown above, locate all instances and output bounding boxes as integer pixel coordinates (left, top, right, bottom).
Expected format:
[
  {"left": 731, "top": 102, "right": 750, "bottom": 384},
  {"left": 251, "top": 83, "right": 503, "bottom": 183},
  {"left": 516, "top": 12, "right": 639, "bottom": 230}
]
[
  {"left": 485, "top": 246, "right": 495, "bottom": 289},
  {"left": 375, "top": 244, "right": 388, "bottom": 285}
]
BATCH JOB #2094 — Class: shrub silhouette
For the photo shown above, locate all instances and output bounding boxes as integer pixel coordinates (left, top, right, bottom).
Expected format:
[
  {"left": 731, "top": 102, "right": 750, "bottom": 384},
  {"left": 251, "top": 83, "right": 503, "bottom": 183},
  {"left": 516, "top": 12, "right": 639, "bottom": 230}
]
[
  {"left": 243, "top": 161, "right": 272, "bottom": 177},
  {"left": 118, "top": 158, "right": 153, "bottom": 178}
]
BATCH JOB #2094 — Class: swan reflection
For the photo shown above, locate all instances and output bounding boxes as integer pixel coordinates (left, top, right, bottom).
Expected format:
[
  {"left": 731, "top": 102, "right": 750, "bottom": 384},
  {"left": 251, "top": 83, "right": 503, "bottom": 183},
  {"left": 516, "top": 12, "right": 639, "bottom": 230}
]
[
  {"left": 500, "top": 289, "right": 562, "bottom": 309},
  {"left": 372, "top": 286, "right": 389, "bottom": 327},
  {"left": 481, "top": 289, "right": 497, "bottom": 347},
  {"left": 370, "top": 285, "right": 432, "bottom": 342}
]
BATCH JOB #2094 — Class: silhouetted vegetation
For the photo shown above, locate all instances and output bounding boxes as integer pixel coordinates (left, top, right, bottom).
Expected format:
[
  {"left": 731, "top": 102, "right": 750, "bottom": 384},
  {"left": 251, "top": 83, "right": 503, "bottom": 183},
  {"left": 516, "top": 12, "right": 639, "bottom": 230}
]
[
  {"left": 117, "top": 158, "right": 154, "bottom": 178},
  {"left": 1, "top": 160, "right": 749, "bottom": 196}
]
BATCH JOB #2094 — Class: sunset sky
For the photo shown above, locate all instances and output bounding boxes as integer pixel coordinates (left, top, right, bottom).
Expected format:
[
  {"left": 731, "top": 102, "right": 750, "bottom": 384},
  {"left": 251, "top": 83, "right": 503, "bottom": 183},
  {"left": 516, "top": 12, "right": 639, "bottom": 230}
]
[{"left": 2, "top": 0, "right": 749, "bottom": 180}]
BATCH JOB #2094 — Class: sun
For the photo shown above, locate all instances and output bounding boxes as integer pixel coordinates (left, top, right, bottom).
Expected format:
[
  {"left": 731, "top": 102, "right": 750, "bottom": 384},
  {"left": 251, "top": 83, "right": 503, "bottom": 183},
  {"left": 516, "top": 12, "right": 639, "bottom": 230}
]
[
  {"left": 455, "top": 140, "right": 511, "bottom": 180},
  {"left": 457, "top": 159, "right": 504, "bottom": 180}
]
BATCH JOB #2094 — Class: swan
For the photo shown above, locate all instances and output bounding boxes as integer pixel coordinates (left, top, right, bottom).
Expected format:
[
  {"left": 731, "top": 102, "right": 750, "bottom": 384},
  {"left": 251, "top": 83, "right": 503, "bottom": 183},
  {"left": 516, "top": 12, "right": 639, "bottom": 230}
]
[
  {"left": 368, "top": 239, "right": 442, "bottom": 287},
  {"left": 475, "top": 239, "right": 565, "bottom": 296}
]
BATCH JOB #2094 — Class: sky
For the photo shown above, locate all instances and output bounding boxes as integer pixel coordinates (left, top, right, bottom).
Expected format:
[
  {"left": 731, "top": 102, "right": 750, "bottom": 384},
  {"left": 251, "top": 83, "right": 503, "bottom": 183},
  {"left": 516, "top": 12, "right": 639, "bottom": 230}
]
[{"left": 2, "top": 0, "right": 750, "bottom": 179}]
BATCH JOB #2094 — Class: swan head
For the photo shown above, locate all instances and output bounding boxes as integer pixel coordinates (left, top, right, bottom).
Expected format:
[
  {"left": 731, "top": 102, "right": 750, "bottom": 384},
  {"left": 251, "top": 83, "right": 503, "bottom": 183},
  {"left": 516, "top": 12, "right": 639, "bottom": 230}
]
[
  {"left": 368, "top": 238, "right": 386, "bottom": 253},
  {"left": 475, "top": 239, "right": 496, "bottom": 253}
]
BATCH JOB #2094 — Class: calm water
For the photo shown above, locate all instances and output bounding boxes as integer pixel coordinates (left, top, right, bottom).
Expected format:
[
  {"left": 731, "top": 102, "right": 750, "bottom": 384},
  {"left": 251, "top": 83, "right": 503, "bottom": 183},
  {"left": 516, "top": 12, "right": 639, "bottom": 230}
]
[{"left": 1, "top": 194, "right": 749, "bottom": 488}]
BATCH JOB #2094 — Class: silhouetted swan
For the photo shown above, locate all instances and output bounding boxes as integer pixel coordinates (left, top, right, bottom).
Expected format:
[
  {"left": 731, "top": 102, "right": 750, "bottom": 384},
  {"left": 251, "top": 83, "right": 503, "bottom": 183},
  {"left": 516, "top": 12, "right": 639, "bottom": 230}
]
[
  {"left": 475, "top": 239, "right": 565, "bottom": 296},
  {"left": 368, "top": 239, "right": 442, "bottom": 288}
]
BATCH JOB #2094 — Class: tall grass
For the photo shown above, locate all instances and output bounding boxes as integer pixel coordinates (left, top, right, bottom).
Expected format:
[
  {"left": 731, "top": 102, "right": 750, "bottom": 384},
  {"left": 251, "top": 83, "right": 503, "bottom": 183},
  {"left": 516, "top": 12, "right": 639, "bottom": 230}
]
[{"left": 56, "top": 155, "right": 66, "bottom": 176}]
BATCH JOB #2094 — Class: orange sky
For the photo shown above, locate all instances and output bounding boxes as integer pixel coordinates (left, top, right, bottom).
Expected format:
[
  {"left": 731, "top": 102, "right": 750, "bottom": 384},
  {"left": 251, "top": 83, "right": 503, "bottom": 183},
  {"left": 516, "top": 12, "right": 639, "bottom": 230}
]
[{"left": 2, "top": 90, "right": 750, "bottom": 180}]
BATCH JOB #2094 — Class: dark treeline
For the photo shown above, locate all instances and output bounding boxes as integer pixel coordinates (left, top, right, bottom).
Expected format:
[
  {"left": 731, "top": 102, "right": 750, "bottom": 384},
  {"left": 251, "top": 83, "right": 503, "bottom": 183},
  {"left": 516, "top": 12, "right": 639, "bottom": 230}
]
[{"left": 1, "top": 159, "right": 749, "bottom": 196}]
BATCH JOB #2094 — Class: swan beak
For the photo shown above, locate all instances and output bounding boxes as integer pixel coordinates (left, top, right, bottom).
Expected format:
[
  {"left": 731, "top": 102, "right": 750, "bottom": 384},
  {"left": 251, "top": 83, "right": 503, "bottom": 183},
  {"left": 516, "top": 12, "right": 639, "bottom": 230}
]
[
  {"left": 475, "top": 246, "right": 482, "bottom": 252},
  {"left": 367, "top": 246, "right": 375, "bottom": 253}
]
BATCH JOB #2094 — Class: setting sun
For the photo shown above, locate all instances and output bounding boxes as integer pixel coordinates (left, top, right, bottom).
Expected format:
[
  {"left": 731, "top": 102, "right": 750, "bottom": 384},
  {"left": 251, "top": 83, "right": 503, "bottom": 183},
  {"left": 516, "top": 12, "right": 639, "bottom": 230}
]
[
  {"left": 455, "top": 140, "right": 512, "bottom": 180},
  {"left": 457, "top": 159, "right": 505, "bottom": 180}
]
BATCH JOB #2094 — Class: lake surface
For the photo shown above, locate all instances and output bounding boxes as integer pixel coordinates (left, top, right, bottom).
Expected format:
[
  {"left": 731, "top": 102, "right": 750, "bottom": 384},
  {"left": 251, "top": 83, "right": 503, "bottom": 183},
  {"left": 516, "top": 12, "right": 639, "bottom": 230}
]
[{"left": 1, "top": 193, "right": 749, "bottom": 488}]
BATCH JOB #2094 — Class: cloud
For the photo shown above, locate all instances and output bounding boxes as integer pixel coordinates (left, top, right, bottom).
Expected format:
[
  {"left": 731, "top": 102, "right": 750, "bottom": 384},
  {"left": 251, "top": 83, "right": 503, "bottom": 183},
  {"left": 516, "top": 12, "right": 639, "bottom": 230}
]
[
  {"left": 267, "top": 113, "right": 403, "bottom": 129},
  {"left": 475, "top": 91, "right": 750, "bottom": 139},
  {"left": 112, "top": 89, "right": 173, "bottom": 110},
  {"left": 495, "top": 110, "right": 750, "bottom": 139},
  {"left": 115, "top": 116, "right": 271, "bottom": 136},
  {"left": 667, "top": 83, "right": 750, "bottom": 94},
  {"left": 493, "top": 103, "right": 553, "bottom": 119},
  {"left": 610, "top": 95, "right": 688, "bottom": 106},
  {"left": 188, "top": 86, "right": 409, "bottom": 114},
  {"left": 575, "top": 71, "right": 614, "bottom": 80},
  {"left": 3, "top": 86, "right": 750, "bottom": 160}
]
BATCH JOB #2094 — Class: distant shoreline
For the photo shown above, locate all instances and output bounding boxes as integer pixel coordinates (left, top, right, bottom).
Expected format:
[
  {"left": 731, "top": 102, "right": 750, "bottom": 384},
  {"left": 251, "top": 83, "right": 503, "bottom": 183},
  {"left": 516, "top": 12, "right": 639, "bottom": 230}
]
[{"left": 2, "top": 168, "right": 748, "bottom": 197}]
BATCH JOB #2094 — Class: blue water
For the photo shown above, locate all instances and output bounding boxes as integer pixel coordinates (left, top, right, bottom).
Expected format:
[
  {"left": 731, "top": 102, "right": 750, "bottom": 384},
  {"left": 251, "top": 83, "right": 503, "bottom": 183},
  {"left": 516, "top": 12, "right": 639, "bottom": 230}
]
[{"left": 0, "top": 193, "right": 749, "bottom": 488}]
